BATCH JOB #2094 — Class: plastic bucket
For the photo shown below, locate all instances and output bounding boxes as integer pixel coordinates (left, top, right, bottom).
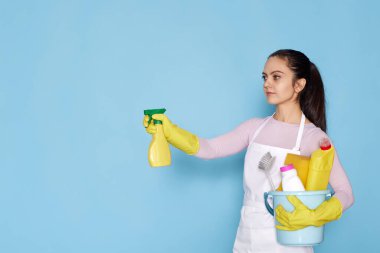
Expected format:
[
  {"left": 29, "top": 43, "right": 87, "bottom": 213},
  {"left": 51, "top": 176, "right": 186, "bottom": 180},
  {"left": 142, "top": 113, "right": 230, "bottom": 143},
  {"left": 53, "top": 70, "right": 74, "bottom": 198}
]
[{"left": 264, "top": 190, "right": 332, "bottom": 246}]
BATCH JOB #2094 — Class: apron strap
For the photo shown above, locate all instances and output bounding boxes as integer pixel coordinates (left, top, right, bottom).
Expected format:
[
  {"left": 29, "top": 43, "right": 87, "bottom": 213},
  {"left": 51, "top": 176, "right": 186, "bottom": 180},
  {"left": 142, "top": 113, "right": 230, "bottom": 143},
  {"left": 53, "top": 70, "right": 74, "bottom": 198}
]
[{"left": 293, "top": 113, "right": 306, "bottom": 151}]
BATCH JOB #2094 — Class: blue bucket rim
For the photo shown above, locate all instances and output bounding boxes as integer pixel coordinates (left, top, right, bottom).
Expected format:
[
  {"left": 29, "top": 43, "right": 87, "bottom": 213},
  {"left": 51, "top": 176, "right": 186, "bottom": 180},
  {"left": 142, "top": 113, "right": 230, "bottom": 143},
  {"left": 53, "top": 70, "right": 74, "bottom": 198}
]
[{"left": 267, "top": 190, "right": 331, "bottom": 196}]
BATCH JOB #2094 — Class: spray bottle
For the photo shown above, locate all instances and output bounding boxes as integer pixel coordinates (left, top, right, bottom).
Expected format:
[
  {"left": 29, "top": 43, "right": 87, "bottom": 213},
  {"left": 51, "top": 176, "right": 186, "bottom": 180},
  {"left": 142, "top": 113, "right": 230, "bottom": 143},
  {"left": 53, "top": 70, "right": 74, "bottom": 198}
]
[
  {"left": 144, "top": 108, "right": 171, "bottom": 167},
  {"left": 306, "top": 138, "right": 335, "bottom": 190}
]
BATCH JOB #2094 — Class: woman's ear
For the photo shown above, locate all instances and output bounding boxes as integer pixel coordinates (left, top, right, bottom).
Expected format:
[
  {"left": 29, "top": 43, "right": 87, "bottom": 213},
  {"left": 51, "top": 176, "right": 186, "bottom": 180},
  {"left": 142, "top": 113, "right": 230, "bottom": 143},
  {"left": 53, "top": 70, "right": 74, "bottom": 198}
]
[{"left": 295, "top": 78, "right": 306, "bottom": 93}]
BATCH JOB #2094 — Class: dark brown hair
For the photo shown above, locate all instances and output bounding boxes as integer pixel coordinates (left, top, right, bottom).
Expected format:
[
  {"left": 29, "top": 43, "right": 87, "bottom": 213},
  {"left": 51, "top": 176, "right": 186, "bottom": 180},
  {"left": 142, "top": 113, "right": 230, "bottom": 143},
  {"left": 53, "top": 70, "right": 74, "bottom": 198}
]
[{"left": 269, "top": 49, "right": 327, "bottom": 132}]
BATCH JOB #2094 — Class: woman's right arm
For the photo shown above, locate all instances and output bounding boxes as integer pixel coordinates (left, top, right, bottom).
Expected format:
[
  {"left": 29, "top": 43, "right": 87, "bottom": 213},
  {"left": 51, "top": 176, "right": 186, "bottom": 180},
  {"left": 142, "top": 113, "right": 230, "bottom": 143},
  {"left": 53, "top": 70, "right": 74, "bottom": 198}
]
[
  {"left": 194, "top": 118, "right": 261, "bottom": 160},
  {"left": 144, "top": 114, "right": 261, "bottom": 159}
]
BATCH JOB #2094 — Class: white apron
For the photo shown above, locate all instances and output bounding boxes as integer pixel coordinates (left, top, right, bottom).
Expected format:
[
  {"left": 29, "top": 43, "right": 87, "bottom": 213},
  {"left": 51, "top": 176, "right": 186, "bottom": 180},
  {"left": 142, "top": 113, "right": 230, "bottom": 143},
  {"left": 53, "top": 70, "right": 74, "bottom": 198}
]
[{"left": 233, "top": 113, "right": 313, "bottom": 253}]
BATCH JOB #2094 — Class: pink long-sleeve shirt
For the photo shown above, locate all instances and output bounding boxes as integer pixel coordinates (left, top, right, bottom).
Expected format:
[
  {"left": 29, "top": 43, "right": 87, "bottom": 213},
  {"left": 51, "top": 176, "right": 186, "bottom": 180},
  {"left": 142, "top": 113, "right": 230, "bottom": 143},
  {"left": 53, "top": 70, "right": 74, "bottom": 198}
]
[{"left": 194, "top": 116, "right": 354, "bottom": 211}]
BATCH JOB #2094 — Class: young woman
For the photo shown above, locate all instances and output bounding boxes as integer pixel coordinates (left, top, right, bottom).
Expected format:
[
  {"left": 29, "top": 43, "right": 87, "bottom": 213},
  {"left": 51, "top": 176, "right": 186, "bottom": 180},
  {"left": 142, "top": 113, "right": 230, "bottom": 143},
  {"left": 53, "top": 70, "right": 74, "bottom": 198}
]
[{"left": 143, "top": 49, "right": 354, "bottom": 253}]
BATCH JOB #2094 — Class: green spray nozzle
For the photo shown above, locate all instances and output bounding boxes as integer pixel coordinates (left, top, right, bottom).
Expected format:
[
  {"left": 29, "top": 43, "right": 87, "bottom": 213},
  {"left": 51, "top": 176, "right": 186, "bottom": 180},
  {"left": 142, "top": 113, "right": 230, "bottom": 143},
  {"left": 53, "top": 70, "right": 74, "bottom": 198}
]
[{"left": 144, "top": 108, "right": 166, "bottom": 125}]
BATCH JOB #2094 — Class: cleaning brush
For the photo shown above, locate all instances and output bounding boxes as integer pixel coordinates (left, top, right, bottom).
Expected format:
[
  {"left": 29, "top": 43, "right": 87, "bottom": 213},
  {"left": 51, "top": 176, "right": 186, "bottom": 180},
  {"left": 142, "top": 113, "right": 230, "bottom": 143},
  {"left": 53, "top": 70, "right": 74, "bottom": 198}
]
[{"left": 258, "top": 152, "right": 276, "bottom": 191}]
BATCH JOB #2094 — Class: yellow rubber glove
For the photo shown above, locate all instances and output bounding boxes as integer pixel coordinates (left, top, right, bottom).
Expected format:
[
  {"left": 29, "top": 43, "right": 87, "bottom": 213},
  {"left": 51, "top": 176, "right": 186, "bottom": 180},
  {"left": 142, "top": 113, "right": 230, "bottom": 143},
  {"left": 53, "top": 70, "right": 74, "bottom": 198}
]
[
  {"left": 275, "top": 195, "right": 343, "bottom": 231},
  {"left": 143, "top": 114, "right": 200, "bottom": 155}
]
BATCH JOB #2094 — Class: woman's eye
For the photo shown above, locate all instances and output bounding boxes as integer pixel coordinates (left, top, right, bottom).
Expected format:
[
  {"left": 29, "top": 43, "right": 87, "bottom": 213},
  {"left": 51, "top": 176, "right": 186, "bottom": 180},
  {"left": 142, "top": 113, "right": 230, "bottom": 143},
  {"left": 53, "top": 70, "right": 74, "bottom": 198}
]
[
  {"left": 262, "top": 76, "right": 267, "bottom": 81},
  {"left": 273, "top": 75, "right": 280, "bottom": 80}
]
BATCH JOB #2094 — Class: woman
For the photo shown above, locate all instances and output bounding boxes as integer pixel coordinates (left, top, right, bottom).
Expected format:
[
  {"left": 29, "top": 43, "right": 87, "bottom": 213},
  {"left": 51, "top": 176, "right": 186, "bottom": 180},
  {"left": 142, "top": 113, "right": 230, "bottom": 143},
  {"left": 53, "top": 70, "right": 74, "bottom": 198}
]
[{"left": 143, "top": 49, "right": 354, "bottom": 252}]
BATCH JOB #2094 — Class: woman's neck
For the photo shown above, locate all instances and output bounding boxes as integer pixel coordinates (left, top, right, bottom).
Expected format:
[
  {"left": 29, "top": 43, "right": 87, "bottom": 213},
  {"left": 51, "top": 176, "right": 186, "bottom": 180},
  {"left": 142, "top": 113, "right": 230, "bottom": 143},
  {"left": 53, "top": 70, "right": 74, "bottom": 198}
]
[{"left": 274, "top": 103, "right": 304, "bottom": 124}]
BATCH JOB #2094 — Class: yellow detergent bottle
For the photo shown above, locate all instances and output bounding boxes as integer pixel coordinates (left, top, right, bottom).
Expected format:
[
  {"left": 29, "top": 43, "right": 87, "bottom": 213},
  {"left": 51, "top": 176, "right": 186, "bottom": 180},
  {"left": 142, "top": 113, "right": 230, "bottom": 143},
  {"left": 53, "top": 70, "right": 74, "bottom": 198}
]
[
  {"left": 144, "top": 108, "right": 171, "bottom": 167},
  {"left": 306, "top": 138, "right": 335, "bottom": 190}
]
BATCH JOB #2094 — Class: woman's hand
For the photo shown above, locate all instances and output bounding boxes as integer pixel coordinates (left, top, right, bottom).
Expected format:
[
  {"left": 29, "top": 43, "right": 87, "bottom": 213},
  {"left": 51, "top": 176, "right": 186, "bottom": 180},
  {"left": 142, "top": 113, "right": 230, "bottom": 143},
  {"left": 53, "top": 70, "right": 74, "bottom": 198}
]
[
  {"left": 143, "top": 114, "right": 172, "bottom": 138},
  {"left": 142, "top": 114, "right": 200, "bottom": 155}
]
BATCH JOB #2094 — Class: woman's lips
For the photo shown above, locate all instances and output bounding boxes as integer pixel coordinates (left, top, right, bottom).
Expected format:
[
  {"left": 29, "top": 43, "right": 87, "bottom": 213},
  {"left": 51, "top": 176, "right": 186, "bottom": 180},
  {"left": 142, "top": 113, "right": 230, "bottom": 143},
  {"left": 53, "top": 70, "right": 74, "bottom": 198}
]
[{"left": 266, "top": 92, "right": 275, "bottom": 96}]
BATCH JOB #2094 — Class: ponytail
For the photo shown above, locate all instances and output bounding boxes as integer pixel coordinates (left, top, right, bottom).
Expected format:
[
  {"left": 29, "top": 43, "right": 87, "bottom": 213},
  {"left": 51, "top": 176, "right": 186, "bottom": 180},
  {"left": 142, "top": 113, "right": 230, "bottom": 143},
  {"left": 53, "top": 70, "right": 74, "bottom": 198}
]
[{"left": 299, "top": 62, "right": 327, "bottom": 132}]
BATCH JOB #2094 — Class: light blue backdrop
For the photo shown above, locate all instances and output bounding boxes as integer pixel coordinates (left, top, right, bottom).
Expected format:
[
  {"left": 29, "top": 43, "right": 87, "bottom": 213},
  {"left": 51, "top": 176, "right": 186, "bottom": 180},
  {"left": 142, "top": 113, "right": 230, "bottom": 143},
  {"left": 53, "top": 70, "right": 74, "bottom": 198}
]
[{"left": 1, "top": 0, "right": 378, "bottom": 252}]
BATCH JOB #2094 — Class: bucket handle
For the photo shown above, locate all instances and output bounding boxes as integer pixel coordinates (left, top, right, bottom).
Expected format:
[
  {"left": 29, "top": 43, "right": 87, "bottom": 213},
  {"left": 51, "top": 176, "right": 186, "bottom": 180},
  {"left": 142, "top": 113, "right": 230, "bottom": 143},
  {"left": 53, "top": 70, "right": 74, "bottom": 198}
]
[
  {"left": 264, "top": 192, "right": 274, "bottom": 216},
  {"left": 264, "top": 191, "right": 333, "bottom": 217}
]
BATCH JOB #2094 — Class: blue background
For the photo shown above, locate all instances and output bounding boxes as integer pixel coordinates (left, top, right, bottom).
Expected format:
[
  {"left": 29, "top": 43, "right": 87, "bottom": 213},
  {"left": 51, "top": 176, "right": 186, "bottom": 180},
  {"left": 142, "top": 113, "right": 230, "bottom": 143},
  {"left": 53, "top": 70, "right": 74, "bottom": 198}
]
[{"left": 1, "top": 0, "right": 378, "bottom": 252}]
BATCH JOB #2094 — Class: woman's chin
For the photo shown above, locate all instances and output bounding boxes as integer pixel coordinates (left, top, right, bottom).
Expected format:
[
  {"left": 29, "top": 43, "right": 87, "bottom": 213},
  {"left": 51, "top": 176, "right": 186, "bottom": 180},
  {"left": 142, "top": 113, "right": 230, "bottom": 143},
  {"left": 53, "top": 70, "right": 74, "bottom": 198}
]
[{"left": 265, "top": 98, "right": 278, "bottom": 105}]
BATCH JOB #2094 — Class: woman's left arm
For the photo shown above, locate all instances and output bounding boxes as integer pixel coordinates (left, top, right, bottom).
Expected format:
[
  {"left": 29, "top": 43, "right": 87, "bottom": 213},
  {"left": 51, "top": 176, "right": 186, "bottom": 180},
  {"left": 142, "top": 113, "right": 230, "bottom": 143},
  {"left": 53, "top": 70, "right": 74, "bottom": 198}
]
[
  {"left": 329, "top": 150, "right": 355, "bottom": 211},
  {"left": 275, "top": 134, "right": 355, "bottom": 231}
]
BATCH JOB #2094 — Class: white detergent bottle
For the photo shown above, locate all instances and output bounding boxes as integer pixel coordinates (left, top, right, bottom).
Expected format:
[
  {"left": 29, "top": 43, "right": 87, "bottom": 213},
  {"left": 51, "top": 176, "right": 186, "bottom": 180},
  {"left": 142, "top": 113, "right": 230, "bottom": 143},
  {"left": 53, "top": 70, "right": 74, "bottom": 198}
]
[{"left": 280, "top": 164, "right": 305, "bottom": 191}]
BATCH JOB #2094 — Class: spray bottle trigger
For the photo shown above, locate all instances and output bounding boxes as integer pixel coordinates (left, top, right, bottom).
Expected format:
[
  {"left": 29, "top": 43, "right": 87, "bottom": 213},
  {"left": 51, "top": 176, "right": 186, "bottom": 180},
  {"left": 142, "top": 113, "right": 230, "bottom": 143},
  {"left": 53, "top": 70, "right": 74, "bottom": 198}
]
[{"left": 144, "top": 108, "right": 166, "bottom": 126}]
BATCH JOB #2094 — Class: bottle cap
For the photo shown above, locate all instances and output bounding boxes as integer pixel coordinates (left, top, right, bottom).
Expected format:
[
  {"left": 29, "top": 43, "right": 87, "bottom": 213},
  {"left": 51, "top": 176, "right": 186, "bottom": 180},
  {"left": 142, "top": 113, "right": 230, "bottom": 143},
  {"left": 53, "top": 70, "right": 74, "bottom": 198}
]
[
  {"left": 320, "top": 138, "right": 332, "bottom": 150},
  {"left": 280, "top": 164, "right": 295, "bottom": 172}
]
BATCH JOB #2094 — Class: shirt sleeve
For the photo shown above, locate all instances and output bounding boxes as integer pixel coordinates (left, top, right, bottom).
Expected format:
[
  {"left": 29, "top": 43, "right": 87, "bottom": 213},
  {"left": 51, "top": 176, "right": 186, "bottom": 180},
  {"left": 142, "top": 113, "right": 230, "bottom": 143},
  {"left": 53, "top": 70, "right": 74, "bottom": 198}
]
[
  {"left": 194, "top": 118, "right": 261, "bottom": 160},
  {"left": 329, "top": 149, "right": 355, "bottom": 211}
]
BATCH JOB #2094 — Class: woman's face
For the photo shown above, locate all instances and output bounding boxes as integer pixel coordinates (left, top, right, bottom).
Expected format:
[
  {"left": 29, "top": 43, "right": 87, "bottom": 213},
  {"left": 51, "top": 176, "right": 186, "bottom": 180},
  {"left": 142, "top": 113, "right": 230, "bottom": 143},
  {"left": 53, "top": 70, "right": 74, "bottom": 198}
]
[{"left": 262, "top": 56, "right": 305, "bottom": 105}]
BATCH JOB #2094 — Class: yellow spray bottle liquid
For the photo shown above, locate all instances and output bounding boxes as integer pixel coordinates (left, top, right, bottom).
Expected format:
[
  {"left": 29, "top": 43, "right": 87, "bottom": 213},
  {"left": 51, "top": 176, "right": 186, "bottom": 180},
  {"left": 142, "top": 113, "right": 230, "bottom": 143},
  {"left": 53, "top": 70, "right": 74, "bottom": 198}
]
[
  {"left": 305, "top": 138, "right": 335, "bottom": 191},
  {"left": 144, "top": 108, "right": 171, "bottom": 167}
]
